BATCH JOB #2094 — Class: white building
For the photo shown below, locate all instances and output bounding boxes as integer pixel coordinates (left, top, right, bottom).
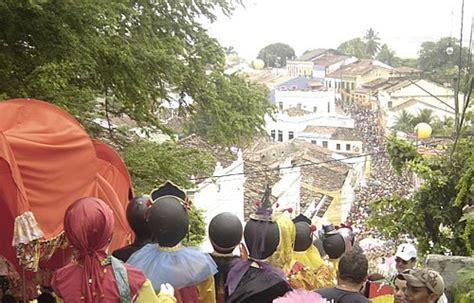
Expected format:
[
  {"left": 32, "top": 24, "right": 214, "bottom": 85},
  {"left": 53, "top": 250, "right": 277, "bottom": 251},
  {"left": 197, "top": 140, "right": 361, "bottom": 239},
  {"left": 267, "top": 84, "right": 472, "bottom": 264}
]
[
  {"left": 274, "top": 89, "right": 336, "bottom": 113},
  {"left": 189, "top": 151, "right": 245, "bottom": 252},
  {"left": 265, "top": 112, "right": 355, "bottom": 142},
  {"left": 298, "top": 126, "right": 362, "bottom": 154},
  {"left": 378, "top": 79, "right": 459, "bottom": 128}
]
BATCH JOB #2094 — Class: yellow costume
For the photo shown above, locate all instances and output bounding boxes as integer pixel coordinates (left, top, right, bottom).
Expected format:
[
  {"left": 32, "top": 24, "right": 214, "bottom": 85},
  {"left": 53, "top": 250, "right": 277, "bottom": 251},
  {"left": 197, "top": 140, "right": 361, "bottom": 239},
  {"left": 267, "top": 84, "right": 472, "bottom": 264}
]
[
  {"left": 55, "top": 279, "right": 177, "bottom": 303},
  {"left": 293, "top": 244, "right": 325, "bottom": 270}
]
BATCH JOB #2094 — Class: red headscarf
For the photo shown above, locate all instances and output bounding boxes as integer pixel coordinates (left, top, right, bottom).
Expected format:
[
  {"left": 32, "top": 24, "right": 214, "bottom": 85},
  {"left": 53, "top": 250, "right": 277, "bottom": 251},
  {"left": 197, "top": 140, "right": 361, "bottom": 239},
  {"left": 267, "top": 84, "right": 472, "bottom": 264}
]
[
  {"left": 65, "top": 197, "right": 115, "bottom": 300},
  {"left": 51, "top": 197, "right": 145, "bottom": 302}
]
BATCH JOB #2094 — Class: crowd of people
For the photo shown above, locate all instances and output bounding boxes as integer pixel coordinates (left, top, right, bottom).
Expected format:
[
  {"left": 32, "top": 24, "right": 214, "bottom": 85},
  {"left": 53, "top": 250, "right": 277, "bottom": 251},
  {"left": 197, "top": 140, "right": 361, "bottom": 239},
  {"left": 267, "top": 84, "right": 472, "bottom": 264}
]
[
  {"left": 346, "top": 104, "right": 414, "bottom": 265},
  {"left": 0, "top": 180, "right": 447, "bottom": 303}
]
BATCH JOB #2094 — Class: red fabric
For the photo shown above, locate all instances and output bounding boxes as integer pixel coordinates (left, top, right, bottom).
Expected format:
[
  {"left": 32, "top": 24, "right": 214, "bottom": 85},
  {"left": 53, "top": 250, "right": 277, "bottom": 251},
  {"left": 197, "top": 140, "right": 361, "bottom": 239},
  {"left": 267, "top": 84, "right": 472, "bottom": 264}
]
[
  {"left": 51, "top": 198, "right": 145, "bottom": 302},
  {"left": 368, "top": 282, "right": 394, "bottom": 297},
  {"left": 174, "top": 286, "right": 200, "bottom": 303},
  {"left": 0, "top": 98, "right": 133, "bottom": 298},
  {"left": 52, "top": 262, "right": 146, "bottom": 303},
  {"left": 92, "top": 139, "right": 134, "bottom": 202}
]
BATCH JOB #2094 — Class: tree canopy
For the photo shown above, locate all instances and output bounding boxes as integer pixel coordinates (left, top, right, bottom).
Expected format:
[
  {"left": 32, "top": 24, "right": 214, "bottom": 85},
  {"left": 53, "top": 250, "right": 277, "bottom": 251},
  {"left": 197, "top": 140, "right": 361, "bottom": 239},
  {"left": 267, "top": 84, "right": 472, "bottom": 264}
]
[
  {"left": 417, "top": 37, "right": 472, "bottom": 85},
  {"left": 368, "top": 136, "right": 474, "bottom": 256},
  {"left": 337, "top": 38, "right": 369, "bottom": 59},
  {"left": 257, "top": 43, "right": 295, "bottom": 68},
  {"left": 0, "top": 0, "right": 271, "bottom": 148},
  {"left": 364, "top": 28, "right": 381, "bottom": 58}
]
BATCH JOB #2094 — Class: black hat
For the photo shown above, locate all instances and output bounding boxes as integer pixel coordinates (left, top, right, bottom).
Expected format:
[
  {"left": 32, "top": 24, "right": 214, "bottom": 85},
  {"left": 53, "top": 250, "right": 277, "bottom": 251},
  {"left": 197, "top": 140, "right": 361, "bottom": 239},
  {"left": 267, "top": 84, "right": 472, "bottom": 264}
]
[
  {"left": 244, "top": 219, "right": 279, "bottom": 260},
  {"left": 244, "top": 185, "right": 280, "bottom": 259},
  {"left": 151, "top": 181, "right": 186, "bottom": 202},
  {"left": 209, "top": 212, "right": 243, "bottom": 253},
  {"left": 126, "top": 195, "right": 152, "bottom": 239},
  {"left": 294, "top": 222, "right": 312, "bottom": 252},
  {"left": 293, "top": 214, "right": 312, "bottom": 225},
  {"left": 322, "top": 232, "right": 345, "bottom": 259},
  {"left": 147, "top": 196, "right": 189, "bottom": 247}
]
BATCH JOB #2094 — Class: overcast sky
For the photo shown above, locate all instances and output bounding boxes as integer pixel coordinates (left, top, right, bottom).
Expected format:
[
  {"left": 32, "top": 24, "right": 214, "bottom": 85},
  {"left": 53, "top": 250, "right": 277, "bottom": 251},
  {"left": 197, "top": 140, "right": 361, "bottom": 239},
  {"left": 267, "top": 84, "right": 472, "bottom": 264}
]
[{"left": 206, "top": 0, "right": 473, "bottom": 60}]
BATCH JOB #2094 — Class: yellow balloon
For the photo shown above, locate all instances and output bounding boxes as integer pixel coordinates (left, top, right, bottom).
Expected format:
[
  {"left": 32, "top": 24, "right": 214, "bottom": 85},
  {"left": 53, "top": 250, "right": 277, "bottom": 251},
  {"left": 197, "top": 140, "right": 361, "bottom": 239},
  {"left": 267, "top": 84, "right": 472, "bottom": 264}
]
[
  {"left": 415, "top": 122, "right": 432, "bottom": 139},
  {"left": 252, "top": 59, "right": 265, "bottom": 70}
]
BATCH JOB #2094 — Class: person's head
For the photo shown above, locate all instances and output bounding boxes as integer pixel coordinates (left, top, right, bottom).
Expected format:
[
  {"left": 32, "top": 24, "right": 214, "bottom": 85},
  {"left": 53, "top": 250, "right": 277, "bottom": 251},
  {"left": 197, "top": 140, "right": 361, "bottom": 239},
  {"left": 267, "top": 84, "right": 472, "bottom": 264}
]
[
  {"left": 147, "top": 196, "right": 189, "bottom": 247},
  {"left": 337, "top": 250, "right": 369, "bottom": 286},
  {"left": 398, "top": 269, "right": 445, "bottom": 303},
  {"left": 209, "top": 212, "right": 243, "bottom": 254},
  {"left": 126, "top": 195, "right": 152, "bottom": 241},
  {"left": 394, "top": 276, "right": 408, "bottom": 303},
  {"left": 64, "top": 197, "right": 115, "bottom": 257},
  {"left": 395, "top": 243, "right": 417, "bottom": 273}
]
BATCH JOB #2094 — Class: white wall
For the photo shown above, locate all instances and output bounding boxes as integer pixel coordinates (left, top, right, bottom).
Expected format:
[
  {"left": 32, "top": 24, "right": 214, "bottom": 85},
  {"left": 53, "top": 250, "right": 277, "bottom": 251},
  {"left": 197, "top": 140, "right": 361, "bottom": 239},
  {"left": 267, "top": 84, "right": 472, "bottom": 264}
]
[
  {"left": 274, "top": 90, "right": 336, "bottom": 113},
  {"left": 191, "top": 151, "right": 245, "bottom": 252},
  {"left": 272, "top": 157, "right": 301, "bottom": 214},
  {"left": 297, "top": 132, "right": 363, "bottom": 154},
  {"left": 380, "top": 80, "right": 459, "bottom": 112},
  {"left": 265, "top": 113, "right": 355, "bottom": 142}
]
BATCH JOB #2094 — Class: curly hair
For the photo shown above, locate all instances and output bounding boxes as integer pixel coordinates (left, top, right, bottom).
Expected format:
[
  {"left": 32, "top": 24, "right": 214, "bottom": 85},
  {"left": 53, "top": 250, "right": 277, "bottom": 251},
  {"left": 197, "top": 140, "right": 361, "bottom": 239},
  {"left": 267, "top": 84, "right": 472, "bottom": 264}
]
[{"left": 338, "top": 250, "right": 369, "bottom": 284}]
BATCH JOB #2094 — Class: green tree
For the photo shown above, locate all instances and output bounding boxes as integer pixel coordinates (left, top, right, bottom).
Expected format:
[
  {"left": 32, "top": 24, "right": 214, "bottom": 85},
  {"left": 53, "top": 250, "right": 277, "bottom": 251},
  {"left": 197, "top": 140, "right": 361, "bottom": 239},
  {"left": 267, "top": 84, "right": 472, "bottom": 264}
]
[
  {"left": 368, "top": 136, "right": 474, "bottom": 256},
  {"left": 412, "top": 108, "right": 435, "bottom": 125},
  {"left": 376, "top": 44, "right": 398, "bottom": 66},
  {"left": 122, "top": 139, "right": 217, "bottom": 246},
  {"left": 257, "top": 43, "right": 295, "bottom": 68},
  {"left": 185, "top": 73, "right": 275, "bottom": 147},
  {"left": 417, "top": 37, "right": 471, "bottom": 85},
  {"left": 337, "top": 38, "right": 369, "bottom": 59},
  {"left": 0, "top": 0, "right": 271, "bottom": 147},
  {"left": 393, "top": 110, "right": 415, "bottom": 133},
  {"left": 364, "top": 28, "right": 381, "bottom": 58},
  {"left": 122, "top": 140, "right": 216, "bottom": 195}
]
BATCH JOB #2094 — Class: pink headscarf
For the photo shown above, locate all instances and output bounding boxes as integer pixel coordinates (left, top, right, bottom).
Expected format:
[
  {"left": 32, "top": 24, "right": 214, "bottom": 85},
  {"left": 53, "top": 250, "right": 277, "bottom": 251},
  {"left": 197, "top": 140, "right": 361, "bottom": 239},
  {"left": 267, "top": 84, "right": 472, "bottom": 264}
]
[{"left": 63, "top": 197, "right": 115, "bottom": 301}]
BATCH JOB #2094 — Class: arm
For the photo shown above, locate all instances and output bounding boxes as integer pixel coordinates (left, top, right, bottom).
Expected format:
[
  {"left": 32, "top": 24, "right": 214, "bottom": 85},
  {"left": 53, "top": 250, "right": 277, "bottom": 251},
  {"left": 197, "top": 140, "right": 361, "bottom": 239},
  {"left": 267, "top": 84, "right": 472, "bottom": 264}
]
[{"left": 135, "top": 279, "right": 176, "bottom": 303}]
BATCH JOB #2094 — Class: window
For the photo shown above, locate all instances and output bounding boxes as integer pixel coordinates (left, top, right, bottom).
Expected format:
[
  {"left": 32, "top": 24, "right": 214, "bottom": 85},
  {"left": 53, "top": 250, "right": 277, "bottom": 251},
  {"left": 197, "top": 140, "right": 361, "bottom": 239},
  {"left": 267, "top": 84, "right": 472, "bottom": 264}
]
[
  {"left": 346, "top": 144, "right": 351, "bottom": 151},
  {"left": 336, "top": 143, "right": 341, "bottom": 150},
  {"left": 388, "top": 101, "right": 393, "bottom": 108},
  {"left": 313, "top": 106, "right": 318, "bottom": 113},
  {"left": 311, "top": 140, "right": 317, "bottom": 144},
  {"left": 327, "top": 102, "right": 331, "bottom": 113},
  {"left": 351, "top": 82, "right": 355, "bottom": 90},
  {"left": 322, "top": 141, "right": 328, "bottom": 148},
  {"left": 328, "top": 81, "right": 332, "bottom": 88},
  {"left": 271, "top": 130, "right": 276, "bottom": 140},
  {"left": 288, "top": 131, "right": 294, "bottom": 140},
  {"left": 278, "top": 130, "right": 283, "bottom": 142},
  {"left": 278, "top": 102, "right": 283, "bottom": 110}
]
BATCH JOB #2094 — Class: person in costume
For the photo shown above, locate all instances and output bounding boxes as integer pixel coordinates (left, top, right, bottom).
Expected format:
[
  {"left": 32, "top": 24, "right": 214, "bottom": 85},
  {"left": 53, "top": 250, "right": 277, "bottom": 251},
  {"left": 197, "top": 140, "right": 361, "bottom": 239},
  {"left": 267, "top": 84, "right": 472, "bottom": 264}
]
[
  {"left": 127, "top": 181, "right": 217, "bottom": 303},
  {"left": 208, "top": 212, "right": 243, "bottom": 303},
  {"left": 292, "top": 214, "right": 325, "bottom": 270},
  {"left": 225, "top": 186, "right": 291, "bottom": 303},
  {"left": 321, "top": 224, "right": 355, "bottom": 270},
  {"left": 50, "top": 197, "right": 175, "bottom": 303},
  {"left": 268, "top": 209, "right": 305, "bottom": 276},
  {"left": 113, "top": 195, "right": 153, "bottom": 262}
]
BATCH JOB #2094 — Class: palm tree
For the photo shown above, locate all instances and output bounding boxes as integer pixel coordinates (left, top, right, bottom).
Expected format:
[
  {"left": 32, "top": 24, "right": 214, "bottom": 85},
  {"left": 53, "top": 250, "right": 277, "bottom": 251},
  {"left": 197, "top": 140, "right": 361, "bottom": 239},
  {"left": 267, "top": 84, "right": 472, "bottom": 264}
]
[
  {"left": 393, "top": 110, "right": 415, "bottom": 133},
  {"left": 413, "top": 109, "right": 434, "bottom": 125},
  {"left": 364, "top": 28, "right": 381, "bottom": 58}
]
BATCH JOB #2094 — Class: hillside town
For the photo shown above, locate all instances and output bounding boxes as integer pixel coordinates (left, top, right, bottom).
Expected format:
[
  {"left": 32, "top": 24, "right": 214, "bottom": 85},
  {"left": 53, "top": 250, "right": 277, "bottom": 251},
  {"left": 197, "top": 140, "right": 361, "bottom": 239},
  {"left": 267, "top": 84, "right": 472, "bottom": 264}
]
[{"left": 1, "top": 1, "right": 473, "bottom": 303}]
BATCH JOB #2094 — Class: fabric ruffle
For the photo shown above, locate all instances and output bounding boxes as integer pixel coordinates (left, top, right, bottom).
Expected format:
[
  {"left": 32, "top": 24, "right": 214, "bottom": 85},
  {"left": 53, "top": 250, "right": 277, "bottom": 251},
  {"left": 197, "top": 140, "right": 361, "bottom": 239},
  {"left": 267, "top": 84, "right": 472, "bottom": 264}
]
[{"left": 127, "top": 244, "right": 217, "bottom": 290}]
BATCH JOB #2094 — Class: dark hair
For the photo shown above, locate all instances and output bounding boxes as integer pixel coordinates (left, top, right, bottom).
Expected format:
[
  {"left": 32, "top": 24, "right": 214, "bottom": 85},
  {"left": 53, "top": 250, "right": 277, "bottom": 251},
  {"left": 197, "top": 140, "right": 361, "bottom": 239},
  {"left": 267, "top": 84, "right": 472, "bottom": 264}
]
[
  {"left": 37, "top": 292, "right": 55, "bottom": 303},
  {"left": 338, "top": 250, "right": 368, "bottom": 284}
]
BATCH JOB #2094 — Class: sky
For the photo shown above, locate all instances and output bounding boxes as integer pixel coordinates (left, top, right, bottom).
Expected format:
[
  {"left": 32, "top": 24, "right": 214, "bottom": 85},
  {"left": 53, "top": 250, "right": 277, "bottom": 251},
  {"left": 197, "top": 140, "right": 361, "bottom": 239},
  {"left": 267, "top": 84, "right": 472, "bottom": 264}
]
[{"left": 206, "top": 0, "right": 473, "bottom": 60}]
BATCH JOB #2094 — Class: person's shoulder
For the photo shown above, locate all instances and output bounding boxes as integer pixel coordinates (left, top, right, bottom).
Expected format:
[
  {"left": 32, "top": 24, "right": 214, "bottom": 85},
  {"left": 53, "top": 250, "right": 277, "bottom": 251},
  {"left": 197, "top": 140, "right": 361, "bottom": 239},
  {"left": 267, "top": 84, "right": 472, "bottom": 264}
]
[{"left": 315, "top": 287, "right": 337, "bottom": 296}]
